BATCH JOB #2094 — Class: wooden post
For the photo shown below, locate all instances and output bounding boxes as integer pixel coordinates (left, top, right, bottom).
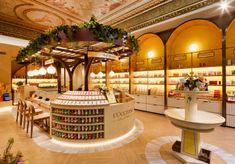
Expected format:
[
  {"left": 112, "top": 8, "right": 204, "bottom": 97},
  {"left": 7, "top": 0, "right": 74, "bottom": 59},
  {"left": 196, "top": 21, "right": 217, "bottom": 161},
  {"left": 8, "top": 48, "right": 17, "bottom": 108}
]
[
  {"left": 84, "top": 54, "right": 89, "bottom": 91},
  {"left": 84, "top": 56, "right": 94, "bottom": 91},
  {"left": 25, "top": 64, "right": 28, "bottom": 84},
  {"left": 222, "top": 28, "right": 226, "bottom": 126},
  {"left": 55, "top": 62, "right": 62, "bottom": 93}
]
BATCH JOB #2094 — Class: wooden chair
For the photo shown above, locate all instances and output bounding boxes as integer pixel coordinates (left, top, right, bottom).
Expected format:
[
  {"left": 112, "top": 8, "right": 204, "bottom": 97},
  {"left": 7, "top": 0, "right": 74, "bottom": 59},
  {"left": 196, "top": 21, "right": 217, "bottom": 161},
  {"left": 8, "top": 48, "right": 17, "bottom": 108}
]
[
  {"left": 26, "top": 105, "right": 50, "bottom": 138},
  {"left": 16, "top": 99, "right": 23, "bottom": 124},
  {"left": 22, "top": 101, "right": 43, "bottom": 129}
]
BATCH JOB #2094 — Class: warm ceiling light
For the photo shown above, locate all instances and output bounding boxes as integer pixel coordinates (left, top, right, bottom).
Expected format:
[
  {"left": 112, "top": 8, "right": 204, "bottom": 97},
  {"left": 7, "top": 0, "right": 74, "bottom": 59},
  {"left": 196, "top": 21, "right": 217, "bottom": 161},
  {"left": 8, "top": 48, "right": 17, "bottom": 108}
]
[
  {"left": 39, "top": 67, "right": 47, "bottom": 75},
  {"left": 47, "top": 65, "right": 56, "bottom": 74},
  {"left": 120, "top": 58, "right": 125, "bottom": 62},
  {"left": 147, "top": 51, "right": 154, "bottom": 58},
  {"left": 220, "top": 0, "right": 229, "bottom": 10},
  {"left": 189, "top": 44, "right": 198, "bottom": 52},
  {"left": 90, "top": 72, "right": 96, "bottom": 78},
  {"left": 98, "top": 71, "right": 104, "bottom": 78},
  {"left": 109, "top": 70, "right": 115, "bottom": 77}
]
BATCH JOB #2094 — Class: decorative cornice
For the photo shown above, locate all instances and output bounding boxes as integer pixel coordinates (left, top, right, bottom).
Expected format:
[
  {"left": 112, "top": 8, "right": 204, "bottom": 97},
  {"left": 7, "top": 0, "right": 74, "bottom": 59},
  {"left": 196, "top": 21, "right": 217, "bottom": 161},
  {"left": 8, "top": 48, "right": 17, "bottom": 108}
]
[
  {"left": 115, "top": 0, "right": 220, "bottom": 32},
  {"left": 100, "top": 0, "right": 172, "bottom": 25},
  {"left": 0, "top": 19, "right": 41, "bottom": 40}
]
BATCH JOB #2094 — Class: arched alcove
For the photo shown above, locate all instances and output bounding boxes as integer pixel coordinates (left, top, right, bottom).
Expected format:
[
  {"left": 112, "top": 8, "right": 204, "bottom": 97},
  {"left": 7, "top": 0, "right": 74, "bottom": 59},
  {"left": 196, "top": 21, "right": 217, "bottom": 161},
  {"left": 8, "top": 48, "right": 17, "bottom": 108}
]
[
  {"left": 167, "top": 20, "right": 222, "bottom": 69},
  {"left": 136, "top": 33, "right": 164, "bottom": 70}
]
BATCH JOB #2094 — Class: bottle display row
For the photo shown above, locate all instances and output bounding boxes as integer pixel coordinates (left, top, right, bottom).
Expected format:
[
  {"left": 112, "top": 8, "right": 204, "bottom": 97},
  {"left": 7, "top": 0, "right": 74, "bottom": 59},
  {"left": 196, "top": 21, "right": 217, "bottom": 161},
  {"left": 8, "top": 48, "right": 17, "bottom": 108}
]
[
  {"left": 52, "top": 100, "right": 109, "bottom": 106},
  {"left": 52, "top": 108, "right": 104, "bottom": 116},
  {"left": 52, "top": 116, "right": 104, "bottom": 124},
  {"left": 64, "top": 91, "right": 101, "bottom": 95},
  {"left": 52, "top": 123, "right": 104, "bottom": 132},
  {"left": 52, "top": 130, "right": 104, "bottom": 140},
  {"left": 57, "top": 95, "right": 106, "bottom": 100}
]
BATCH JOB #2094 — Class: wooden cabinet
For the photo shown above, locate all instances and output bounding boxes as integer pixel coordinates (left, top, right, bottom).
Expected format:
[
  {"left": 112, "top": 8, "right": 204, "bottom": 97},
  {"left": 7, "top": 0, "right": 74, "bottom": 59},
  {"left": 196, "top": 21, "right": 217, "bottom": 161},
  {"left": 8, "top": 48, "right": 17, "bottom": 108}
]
[
  {"left": 226, "top": 103, "right": 235, "bottom": 127},
  {"left": 146, "top": 104, "right": 164, "bottom": 114},
  {"left": 197, "top": 100, "right": 222, "bottom": 114},
  {"left": 147, "top": 95, "right": 164, "bottom": 106},
  {"left": 133, "top": 94, "right": 164, "bottom": 114},
  {"left": 167, "top": 97, "right": 184, "bottom": 108}
]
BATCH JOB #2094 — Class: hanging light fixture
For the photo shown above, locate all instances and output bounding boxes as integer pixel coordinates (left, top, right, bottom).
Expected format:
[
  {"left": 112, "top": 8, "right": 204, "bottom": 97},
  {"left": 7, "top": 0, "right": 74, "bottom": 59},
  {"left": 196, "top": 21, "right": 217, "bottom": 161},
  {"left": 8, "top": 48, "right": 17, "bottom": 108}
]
[
  {"left": 39, "top": 58, "right": 47, "bottom": 75},
  {"left": 32, "top": 69, "right": 39, "bottom": 76},
  {"left": 109, "top": 70, "right": 115, "bottom": 77},
  {"left": 90, "top": 72, "right": 96, "bottom": 78},
  {"left": 97, "top": 62, "right": 104, "bottom": 78},
  {"left": 47, "top": 64, "right": 56, "bottom": 74},
  {"left": 98, "top": 71, "right": 103, "bottom": 78},
  {"left": 27, "top": 70, "right": 33, "bottom": 77},
  {"left": 39, "top": 67, "right": 47, "bottom": 75},
  {"left": 27, "top": 58, "right": 33, "bottom": 77}
]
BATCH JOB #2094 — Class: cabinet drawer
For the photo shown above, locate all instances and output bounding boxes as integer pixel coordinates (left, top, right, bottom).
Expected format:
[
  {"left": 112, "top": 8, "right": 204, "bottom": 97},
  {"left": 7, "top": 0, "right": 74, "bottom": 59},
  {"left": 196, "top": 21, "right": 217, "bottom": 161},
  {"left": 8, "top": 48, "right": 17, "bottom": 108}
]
[
  {"left": 226, "top": 103, "right": 235, "bottom": 115},
  {"left": 133, "top": 95, "right": 147, "bottom": 103},
  {"left": 147, "top": 95, "right": 164, "bottom": 106},
  {"left": 146, "top": 104, "right": 164, "bottom": 114},
  {"left": 167, "top": 97, "right": 184, "bottom": 108},
  {"left": 198, "top": 100, "right": 222, "bottom": 114},
  {"left": 226, "top": 115, "right": 235, "bottom": 127},
  {"left": 135, "top": 102, "right": 146, "bottom": 111}
]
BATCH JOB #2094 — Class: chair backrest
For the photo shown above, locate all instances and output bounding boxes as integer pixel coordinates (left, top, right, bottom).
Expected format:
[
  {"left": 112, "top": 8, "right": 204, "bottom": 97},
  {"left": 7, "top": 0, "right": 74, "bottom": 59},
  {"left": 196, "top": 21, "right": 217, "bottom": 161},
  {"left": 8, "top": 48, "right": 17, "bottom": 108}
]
[
  {"left": 28, "top": 104, "right": 35, "bottom": 121},
  {"left": 22, "top": 101, "right": 28, "bottom": 113},
  {"left": 18, "top": 99, "right": 23, "bottom": 112}
]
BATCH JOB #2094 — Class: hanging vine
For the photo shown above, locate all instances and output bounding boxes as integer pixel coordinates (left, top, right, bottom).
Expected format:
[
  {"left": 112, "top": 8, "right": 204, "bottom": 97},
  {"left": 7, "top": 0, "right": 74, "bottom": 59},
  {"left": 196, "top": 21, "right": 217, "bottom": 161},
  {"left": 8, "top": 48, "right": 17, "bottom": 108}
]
[{"left": 16, "top": 15, "right": 139, "bottom": 62}]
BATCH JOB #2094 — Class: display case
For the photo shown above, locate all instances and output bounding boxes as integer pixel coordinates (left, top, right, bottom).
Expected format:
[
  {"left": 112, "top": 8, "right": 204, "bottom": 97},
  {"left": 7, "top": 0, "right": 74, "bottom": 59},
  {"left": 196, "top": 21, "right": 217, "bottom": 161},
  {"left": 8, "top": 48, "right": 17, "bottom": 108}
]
[{"left": 50, "top": 91, "right": 135, "bottom": 143}]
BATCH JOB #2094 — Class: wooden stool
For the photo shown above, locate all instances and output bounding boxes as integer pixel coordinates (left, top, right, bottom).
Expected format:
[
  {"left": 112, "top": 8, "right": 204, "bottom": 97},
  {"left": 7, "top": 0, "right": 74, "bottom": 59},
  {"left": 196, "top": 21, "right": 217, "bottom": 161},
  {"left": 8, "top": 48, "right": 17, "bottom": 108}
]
[{"left": 26, "top": 105, "right": 50, "bottom": 138}]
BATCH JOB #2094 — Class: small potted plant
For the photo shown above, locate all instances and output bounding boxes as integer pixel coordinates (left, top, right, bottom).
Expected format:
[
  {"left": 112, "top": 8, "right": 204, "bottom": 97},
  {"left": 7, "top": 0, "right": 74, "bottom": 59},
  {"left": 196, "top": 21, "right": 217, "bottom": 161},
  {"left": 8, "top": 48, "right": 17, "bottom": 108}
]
[{"left": 0, "top": 138, "right": 25, "bottom": 164}]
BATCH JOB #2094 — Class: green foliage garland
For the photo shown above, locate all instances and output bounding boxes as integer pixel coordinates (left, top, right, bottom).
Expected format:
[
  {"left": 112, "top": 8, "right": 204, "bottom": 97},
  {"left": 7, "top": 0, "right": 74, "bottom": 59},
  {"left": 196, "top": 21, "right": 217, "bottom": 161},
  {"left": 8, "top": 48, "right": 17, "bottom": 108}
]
[{"left": 16, "top": 15, "right": 139, "bottom": 62}]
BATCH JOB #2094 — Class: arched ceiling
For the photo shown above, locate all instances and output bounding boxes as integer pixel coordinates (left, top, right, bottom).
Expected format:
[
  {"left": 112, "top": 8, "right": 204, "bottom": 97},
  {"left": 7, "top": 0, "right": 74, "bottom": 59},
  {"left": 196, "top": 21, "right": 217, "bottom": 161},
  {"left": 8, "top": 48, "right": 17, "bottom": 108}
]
[
  {"left": 0, "top": 0, "right": 132, "bottom": 30},
  {"left": 1, "top": 0, "right": 234, "bottom": 41}
]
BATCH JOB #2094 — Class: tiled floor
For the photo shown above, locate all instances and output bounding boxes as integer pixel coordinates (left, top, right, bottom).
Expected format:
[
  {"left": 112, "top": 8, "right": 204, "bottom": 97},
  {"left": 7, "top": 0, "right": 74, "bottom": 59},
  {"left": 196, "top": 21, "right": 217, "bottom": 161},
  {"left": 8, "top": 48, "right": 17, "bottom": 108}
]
[{"left": 0, "top": 107, "right": 235, "bottom": 164}]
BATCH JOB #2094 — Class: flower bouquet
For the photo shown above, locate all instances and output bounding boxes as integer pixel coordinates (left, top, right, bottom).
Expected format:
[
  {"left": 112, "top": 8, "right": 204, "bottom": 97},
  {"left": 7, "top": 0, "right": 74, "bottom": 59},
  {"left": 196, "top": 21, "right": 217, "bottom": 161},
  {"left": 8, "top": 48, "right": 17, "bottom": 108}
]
[{"left": 176, "top": 72, "right": 208, "bottom": 92}]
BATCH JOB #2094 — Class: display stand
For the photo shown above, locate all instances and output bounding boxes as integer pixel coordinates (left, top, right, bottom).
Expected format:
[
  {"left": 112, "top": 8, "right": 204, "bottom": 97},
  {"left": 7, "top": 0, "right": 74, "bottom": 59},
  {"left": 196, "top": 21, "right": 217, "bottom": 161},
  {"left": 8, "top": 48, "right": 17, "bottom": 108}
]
[
  {"left": 165, "top": 91, "right": 225, "bottom": 163},
  {"left": 50, "top": 91, "right": 135, "bottom": 143}
]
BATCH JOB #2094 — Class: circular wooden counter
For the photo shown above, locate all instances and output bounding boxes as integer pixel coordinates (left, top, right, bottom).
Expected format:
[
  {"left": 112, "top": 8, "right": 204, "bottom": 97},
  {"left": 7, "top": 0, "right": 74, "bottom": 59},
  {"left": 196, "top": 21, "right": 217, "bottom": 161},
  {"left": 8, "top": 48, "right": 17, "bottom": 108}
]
[{"left": 50, "top": 91, "right": 135, "bottom": 143}]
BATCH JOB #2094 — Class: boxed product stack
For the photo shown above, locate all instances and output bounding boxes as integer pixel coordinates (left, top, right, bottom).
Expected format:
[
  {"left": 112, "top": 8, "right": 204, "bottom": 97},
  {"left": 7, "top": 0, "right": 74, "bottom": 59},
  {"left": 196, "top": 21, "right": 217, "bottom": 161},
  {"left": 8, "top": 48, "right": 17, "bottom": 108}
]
[
  {"left": 214, "top": 90, "right": 221, "bottom": 99},
  {"left": 0, "top": 82, "right": 11, "bottom": 102}
]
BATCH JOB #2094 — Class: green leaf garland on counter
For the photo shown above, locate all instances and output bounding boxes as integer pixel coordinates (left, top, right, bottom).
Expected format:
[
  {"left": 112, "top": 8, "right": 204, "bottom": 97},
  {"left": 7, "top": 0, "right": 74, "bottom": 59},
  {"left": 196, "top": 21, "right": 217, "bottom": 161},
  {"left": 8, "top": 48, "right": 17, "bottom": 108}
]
[{"left": 16, "top": 15, "right": 139, "bottom": 62}]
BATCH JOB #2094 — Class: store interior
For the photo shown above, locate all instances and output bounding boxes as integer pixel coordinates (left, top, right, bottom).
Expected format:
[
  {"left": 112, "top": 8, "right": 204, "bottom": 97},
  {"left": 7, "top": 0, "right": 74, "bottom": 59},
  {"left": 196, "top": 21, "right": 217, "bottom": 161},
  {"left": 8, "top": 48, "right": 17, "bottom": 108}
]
[{"left": 1, "top": 0, "right": 235, "bottom": 163}]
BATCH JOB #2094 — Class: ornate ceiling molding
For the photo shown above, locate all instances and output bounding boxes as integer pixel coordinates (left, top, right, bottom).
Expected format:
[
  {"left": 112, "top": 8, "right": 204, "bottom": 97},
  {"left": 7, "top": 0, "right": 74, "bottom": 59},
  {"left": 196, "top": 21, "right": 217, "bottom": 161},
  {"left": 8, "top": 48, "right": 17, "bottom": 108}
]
[
  {"left": 100, "top": 0, "right": 172, "bottom": 26},
  {"left": 0, "top": 19, "right": 41, "bottom": 40},
  {"left": 114, "top": 0, "right": 220, "bottom": 32}
]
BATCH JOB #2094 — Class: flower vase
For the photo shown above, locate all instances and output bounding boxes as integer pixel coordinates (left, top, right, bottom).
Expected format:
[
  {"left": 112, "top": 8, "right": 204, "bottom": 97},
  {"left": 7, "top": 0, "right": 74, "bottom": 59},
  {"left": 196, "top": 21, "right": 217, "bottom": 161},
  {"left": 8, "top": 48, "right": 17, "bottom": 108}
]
[
  {"left": 184, "top": 92, "right": 198, "bottom": 121},
  {"left": 182, "top": 91, "right": 209, "bottom": 121}
]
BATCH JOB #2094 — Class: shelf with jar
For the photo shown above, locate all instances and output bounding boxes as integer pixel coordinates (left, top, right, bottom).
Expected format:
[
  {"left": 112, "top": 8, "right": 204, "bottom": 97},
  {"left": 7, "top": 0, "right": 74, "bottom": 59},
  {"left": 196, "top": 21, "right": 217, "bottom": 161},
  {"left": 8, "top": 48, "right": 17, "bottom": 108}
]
[
  {"left": 89, "top": 72, "right": 106, "bottom": 90},
  {"left": 12, "top": 78, "right": 58, "bottom": 89},
  {"left": 226, "top": 64, "right": 235, "bottom": 127},
  {"left": 167, "top": 66, "right": 223, "bottom": 113},
  {"left": 50, "top": 91, "right": 107, "bottom": 141},
  {"left": 109, "top": 72, "right": 130, "bottom": 93},
  {"left": 50, "top": 90, "right": 135, "bottom": 143},
  {"left": 132, "top": 69, "right": 165, "bottom": 114}
]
